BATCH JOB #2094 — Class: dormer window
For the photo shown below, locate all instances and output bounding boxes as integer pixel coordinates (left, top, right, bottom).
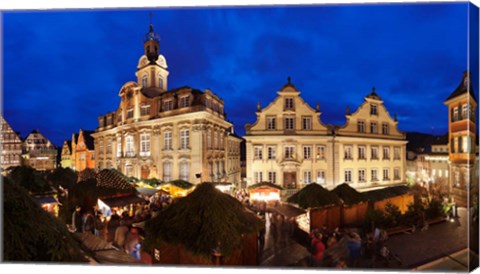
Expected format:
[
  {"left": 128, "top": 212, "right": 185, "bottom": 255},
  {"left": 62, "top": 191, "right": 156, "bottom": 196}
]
[
  {"left": 127, "top": 108, "right": 134, "bottom": 119},
  {"left": 285, "top": 97, "right": 294, "bottom": 110},
  {"left": 179, "top": 96, "right": 190, "bottom": 108},
  {"left": 142, "top": 74, "right": 148, "bottom": 87},
  {"left": 140, "top": 105, "right": 151, "bottom": 116},
  {"left": 164, "top": 100, "right": 173, "bottom": 111},
  {"left": 370, "top": 104, "right": 378, "bottom": 115}
]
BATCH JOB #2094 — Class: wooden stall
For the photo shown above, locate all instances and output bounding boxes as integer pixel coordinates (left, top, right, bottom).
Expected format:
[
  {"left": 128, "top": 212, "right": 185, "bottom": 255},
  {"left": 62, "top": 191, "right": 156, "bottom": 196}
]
[
  {"left": 363, "top": 185, "right": 413, "bottom": 213},
  {"left": 145, "top": 183, "right": 263, "bottom": 266},
  {"left": 248, "top": 182, "right": 283, "bottom": 203},
  {"left": 331, "top": 183, "right": 369, "bottom": 226},
  {"left": 287, "top": 183, "right": 342, "bottom": 231}
]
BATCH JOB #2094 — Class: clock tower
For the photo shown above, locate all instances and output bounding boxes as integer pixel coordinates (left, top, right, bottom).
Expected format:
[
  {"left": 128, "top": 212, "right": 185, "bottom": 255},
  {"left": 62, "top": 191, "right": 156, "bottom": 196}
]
[{"left": 135, "top": 23, "right": 169, "bottom": 91}]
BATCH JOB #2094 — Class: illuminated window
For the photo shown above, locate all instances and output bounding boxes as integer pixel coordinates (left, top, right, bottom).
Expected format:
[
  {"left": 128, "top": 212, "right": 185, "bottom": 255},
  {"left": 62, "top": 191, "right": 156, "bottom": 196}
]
[
  {"left": 462, "top": 104, "right": 468, "bottom": 120},
  {"left": 304, "top": 171, "right": 312, "bottom": 184},
  {"left": 163, "top": 162, "right": 172, "bottom": 182},
  {"left": 254, "top": 146, "right": 263, "bottom": 160},
  {"left": 383, "top": 168, "right": 390, "bottom": 181},
  {"left": 371, "top": 146, "right": 379, "bottom": 160},
  {"left": 267, "top": 146, "right": 276, "bottom": 160},
  {"left": 358, "top": 120, "right": 366, "bottom": 133},
  {"left": 317, "top": 170, "right": 325, "bottom": 183},
  {"left": 268, "top": 171, "right": 277, "bottom": 184},
  {"left": 358, "top": 146, "right": 366, "bottom": 160},
  {"left": 382, "top": 123, "right": 389, "bottom": 135},
  {"left": 383, "top": 147, "right": 390, "bottom": 160},
  {"left": 207, "top": 129, "right": 212, "bottom": 149},
  {"left": 179, "top": 162, "right": 189, "bottom": 181},
  {"left": 303, "top": 146, "right": 312, "bottom": 159},
  {"left": 116, "top": 137, "right": 122, "bottom": 157},
  {"left": 285, "top": 97, "right": 294, "bottom": 110},
  {"left": 142, "top": 74, "right": 148, "bottom": 87},
  {"left": 180, "top": 129, "right": 189, "bottom": 149},
  {"left": 140, "top": 132, "right": 151, "bottom": 157},
  {"left": 98, "top": 141, "right": 104, "bottom": 155},
  {"left": 453, "top": 107, "right": 459, "bottom": 121},
  {"left": 164, "top": 131, "right": 172, "bottom": 150},
  {"left": 125, "top": 135, "right": 135, "bottom": 157},
  {"left": 370, "top": 122, "right": 378, "bottom": 134},
  {"left": 394, "top": 147, "right": 401, "bottom": 160},
  {"left": 394, "top": 168, "right": 401, "bottom": 180},
  {"left": 267, "top": 116, "right": 276, "bottom": 130},
  {"left": 285, "top": 117, "right": 295, "bottom": 130},
  {"left": 126, "top": 165, "right": 133, "bottom": 177},
  {"left": 254, "top": 171, "right": 263, "bottom": 183},
  {"left": 370, "top": 104, "right": 378, "bottom": 115},
  {"left": 371, "top": 169, "right": 378, "bottom": 181},
  {"left": 358, "top": 169, "right": 366, "bottom": 182},
  {"left": 285, "top": 146, "right": 295, "bottom": 159},
  {"left": 316, "top": 146, "right": 326, "bottom": 160},
  {"left": 344, "top": 146, "right": 352, "bottom": 160},
  {"left": 344, "top": 170, "right": 352, "bottom": 183},
  {"left": 302, "top": 116, "right": 312, "bottom": 130},
  {"left": 106, "top": 142, "right": 112, "bottom": 154}
]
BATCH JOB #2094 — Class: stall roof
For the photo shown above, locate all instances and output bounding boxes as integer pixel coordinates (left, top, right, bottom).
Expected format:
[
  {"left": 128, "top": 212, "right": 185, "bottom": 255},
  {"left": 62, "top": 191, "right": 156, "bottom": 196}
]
[
  {"left": 272, "top": 204, "right": 306, "bottom": 218},
  {"left": 100, "top": 195, "right": 145, "bottom": 208},
  {"left": 73, "top": 232, "right": 142, "bottom": 264},
  {"left": 136, "top": 187, "right": 168, "bottom": 196},
  {"left": 331, "top": 183, "right": 368, "bottom": 206},
  {"left": 34, "top": 196, "right": 58, "bottom": 204},
  {"left": 247, "top": 182, "right": 283, "bottom": 191},
  {"left": 363, "top": 185, "right": 411, "bottom": 202},
  {"left": 287, "top": 183, "right": 340, "bottom": 209}
]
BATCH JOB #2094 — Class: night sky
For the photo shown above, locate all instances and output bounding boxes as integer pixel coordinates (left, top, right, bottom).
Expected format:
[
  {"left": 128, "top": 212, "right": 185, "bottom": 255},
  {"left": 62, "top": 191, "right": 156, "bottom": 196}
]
[{"left": 3, "top": 2, "right": 479, "bottom": 147}]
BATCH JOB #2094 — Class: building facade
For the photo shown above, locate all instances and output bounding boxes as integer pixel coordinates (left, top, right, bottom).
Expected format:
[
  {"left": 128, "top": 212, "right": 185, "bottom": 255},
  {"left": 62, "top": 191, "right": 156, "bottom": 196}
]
[
  {"left": 92, "top": 23, "right": 241, "bottom": 184},
  {"left": 23, "top": 130, "right": 57, "bottom": 171},
  {"left": 72, "top": 129, "right": 96, "bottom": 171},
  {"left": 1, "top": 115, "right": 23, "bottom": 171},
  {"left": 60, "top": 140, "right": 73, "bottom": 169},
  {"left": 244, "top": 81, "right": 407, "bottom": 192},
  {"left": 444, "top": 71, "right": 477, "bottom": 207}
]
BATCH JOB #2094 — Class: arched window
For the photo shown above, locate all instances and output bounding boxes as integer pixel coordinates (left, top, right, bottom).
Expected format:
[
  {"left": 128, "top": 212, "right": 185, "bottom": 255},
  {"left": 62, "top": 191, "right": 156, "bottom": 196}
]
[
  {"left": 142, "top": 74, "right": 148, "bottom": 87},
  {"left": 158, "top": 73, "right": 164, "bottom": 88}
]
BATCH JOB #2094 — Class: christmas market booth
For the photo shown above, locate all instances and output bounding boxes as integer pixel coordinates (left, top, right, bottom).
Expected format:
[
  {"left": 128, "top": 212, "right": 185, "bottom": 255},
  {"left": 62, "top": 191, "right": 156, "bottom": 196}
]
[
  {"left": 95, "top": 169, "right": 145, "bottom": 217},
  {"left": 331, "top": 183, "right": 369, "bottom": 226},
  {"left": 144, "top": 183, "right": 263, "bottom": 266},
  {"left": 157, "top": 180, "right": 195, "bottom": 198},
  {"left": 248, "top": 182, "right": 283, "bottom": 203},
  {"left": 34, "top": 194, "right": 59, "bottom": 217},
  {"left": 287, "top": 183, "right": 341, "bottom": 233},
  {"left": 362, "top": 185, "right": 413, "bottom": 213}
]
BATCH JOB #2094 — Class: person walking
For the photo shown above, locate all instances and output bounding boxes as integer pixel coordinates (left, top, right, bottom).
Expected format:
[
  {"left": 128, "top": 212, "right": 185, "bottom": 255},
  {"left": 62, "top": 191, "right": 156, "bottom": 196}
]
[
  {"left": 94, "top": 212, "right": 105, "bottom": 238},
  {"left": 83, "top": 211, "right": 95, "bottom": 234},
  {"left": 114, "top": 221, "right": 129, "bottom": 249},
  {"left": 310, "top": 232, "right": 326, "bottom": 267},
  {"left": 72, "top": 206, "right": 83, "bottom": 232}
]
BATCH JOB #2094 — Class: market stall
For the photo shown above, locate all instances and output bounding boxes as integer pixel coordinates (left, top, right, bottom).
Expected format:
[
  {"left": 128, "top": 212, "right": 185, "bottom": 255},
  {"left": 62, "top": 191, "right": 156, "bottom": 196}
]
[
  {"left": 331, "top": 183, "right": 369, "bottom": 226},
  {"left": 247, "top": 182, "right": 283, "bottom": 203},
  {"left": 287, "top": 183, "right": 341, "bottom": 232},
  {"left": 362, "top": 185, "right": 413, "bottom": 213},
  {"left": 34, "top": 195, "right": 59, "bottom": 217},
  {"left": 157, "top": 180, "right": 195, "bottom": 198},
  {"left": 144, "top": 183, "right": 263, "bottom": 266}
]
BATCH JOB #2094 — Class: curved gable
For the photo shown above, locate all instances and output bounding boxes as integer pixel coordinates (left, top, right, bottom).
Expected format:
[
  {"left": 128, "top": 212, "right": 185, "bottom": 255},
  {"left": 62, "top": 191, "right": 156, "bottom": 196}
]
[{"left": 337, "top": 91, "right": 404, "bottom": 139}]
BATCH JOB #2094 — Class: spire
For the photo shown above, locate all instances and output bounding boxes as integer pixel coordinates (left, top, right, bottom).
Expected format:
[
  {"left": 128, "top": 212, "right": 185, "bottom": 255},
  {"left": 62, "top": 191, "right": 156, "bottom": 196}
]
[{"left": 144, "top": 13, "right": 160, "bottom": 63}]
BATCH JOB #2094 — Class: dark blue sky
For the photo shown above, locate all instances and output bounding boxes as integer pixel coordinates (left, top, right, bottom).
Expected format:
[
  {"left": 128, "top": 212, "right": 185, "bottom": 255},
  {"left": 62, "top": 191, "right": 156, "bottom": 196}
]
[{"left": 3, "top": 3, "right": 478, "bottom": 147}]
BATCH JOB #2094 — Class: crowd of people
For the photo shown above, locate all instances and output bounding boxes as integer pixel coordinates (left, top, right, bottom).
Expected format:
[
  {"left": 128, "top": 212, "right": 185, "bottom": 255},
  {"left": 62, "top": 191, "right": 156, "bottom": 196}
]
[
  {"left": 307, "top": 225, "right": 398, "bottom": 268},
  {"left": 70, "top": 192, "right": 173, "bottom": 260}
]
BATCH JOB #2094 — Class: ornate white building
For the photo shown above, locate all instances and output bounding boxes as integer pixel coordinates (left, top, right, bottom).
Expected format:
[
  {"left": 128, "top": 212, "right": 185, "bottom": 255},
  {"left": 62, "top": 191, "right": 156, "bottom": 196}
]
[
  {"left": 244, "top": 80, "right": 407, "bottom": 192},
  {"left": 92, "top": 23, "right": 241, "bottom": 184}
]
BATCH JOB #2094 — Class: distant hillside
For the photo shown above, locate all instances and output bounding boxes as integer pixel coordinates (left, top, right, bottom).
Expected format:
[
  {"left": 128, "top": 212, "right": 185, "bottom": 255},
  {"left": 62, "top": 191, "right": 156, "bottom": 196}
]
[{"left": 406, "top": 132, "right": 448, "bottom": 154}]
